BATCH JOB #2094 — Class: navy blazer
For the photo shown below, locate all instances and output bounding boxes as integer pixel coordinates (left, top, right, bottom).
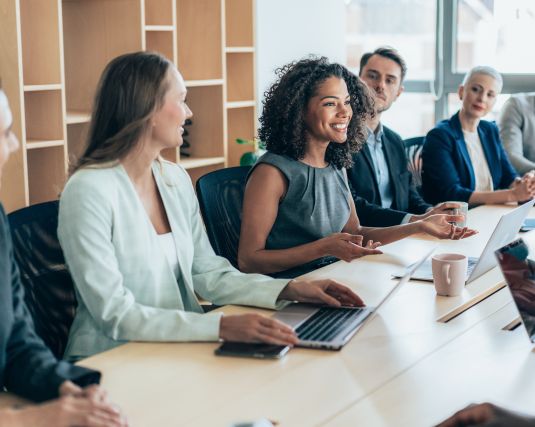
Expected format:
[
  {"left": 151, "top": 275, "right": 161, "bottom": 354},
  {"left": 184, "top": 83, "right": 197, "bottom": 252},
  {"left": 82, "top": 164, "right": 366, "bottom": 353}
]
[
  {"left": 422, "top": 111, "right": 518, "bottom": 204},
  {"left": 0, "top": 204, "right": 99, "bottom": 402},
  {"left": 347, "top": 125, "right": 431, "bottom": 227}
]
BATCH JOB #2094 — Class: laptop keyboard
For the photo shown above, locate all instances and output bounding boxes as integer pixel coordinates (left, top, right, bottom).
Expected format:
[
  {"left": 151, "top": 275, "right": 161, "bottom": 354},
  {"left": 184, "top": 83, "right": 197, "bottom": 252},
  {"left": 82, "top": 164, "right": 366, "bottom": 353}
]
[{"left": 295, "top": 307, "right": 364, "bottom": 342}]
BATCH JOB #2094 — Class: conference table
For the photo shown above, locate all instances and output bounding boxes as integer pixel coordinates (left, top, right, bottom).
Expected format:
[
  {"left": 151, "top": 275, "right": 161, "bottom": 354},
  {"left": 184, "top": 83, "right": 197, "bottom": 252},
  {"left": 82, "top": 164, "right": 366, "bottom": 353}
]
[{"left": 3, "top": 205, "right": 535, "bottom": 426}]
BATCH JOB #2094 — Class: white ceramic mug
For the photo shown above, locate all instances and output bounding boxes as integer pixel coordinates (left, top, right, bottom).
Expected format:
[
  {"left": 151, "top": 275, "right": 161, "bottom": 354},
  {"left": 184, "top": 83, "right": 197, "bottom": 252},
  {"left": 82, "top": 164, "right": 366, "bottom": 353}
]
[
  {"left": 446, "top": 201, "right": 468, "bottom": 228},
  {"left": 432, "top": 253, "right": 468, "bottom": 296}
]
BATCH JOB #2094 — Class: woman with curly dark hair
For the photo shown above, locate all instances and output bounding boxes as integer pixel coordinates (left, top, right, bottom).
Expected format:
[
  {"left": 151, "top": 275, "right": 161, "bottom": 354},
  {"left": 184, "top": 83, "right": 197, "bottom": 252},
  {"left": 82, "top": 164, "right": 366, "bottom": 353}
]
[{"left": 238, "top": 57, "right": 476, "bottom": 277}]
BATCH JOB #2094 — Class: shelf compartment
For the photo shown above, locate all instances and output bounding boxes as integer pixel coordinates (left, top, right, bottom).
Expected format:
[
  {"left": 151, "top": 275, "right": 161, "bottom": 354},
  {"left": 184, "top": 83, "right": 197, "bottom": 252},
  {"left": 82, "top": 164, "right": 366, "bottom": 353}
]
[
  {"left": 176, "top": 0, "right": 222, "bottom": 81},
  {"left": 66, "top": 122, "right": 89, "bottom": 164},
  {"left": 226, "top": 52, "right": 254, "bottom": 102},
  {"left": 185, "top": 85, "right": 224, "bottom": 158},
  {"left": 145, "top": 30, "right": 175, "bottom": 62},
  {"left": 27, "top": 146, "right": 66, "bottom": 205},
  {"left": 0, "top": 149, "right": 27, "bottom": 211},
  {"left": 145, "top": 0, "right": 174, "bottom": 26},
  {"left": 225, "top": 0, "right": 253, "bottom": 47},
  {"left": 24, "top": 90, "right": 64, "bottom": 141},
  {"left": 20, "top": 0, "right": 62, "bottom": 86},
  {"left": 62, "top": 0, "right": 143, "bottom": 114},
  {"left": 227, "top": 106, "right": 255, "bottom": 167}
]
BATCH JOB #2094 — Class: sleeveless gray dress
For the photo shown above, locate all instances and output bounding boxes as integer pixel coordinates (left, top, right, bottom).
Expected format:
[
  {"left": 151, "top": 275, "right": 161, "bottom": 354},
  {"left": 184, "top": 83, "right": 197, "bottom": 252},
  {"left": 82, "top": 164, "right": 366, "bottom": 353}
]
[{"left": 248, "top": 152, "right": 351, "bottom": 276}]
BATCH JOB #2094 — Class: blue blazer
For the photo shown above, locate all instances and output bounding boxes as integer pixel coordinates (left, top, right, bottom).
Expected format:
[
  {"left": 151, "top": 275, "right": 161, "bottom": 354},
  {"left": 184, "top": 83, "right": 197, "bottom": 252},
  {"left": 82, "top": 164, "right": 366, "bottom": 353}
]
[
  {"left": 422, "top": 111, "right": 518, "bottom": 204},
  {"left": 0, "top": 205, "right": 99, "bottom": 402}
]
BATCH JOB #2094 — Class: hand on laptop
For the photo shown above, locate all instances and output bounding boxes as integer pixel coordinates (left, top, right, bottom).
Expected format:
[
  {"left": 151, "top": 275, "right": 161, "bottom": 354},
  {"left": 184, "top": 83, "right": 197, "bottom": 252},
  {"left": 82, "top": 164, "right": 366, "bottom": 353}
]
[
  {"left": 278, "top": 278, "right": 365, "bottom": 308},
  {"left": 320, "top": 233, "right": 383, "bottom": 262},
  {"left": 436, "top": 402, "right": 535, "bottom": 427},
  {"left": 418, "top": 215, "right": 478, "bottom": 240},
  {"left": 219, "top": 313, "right": 298, "bottom": 346}
]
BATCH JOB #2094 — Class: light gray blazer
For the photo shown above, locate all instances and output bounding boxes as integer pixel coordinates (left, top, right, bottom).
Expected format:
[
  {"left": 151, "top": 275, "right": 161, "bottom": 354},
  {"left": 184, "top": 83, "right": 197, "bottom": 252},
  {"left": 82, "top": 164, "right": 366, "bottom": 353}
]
[
  {"left": 498, "top": 93, "right": 535, "bottom": 174},
  {"left": 58, "top": 161, "right": 289, "bottom": 360}
]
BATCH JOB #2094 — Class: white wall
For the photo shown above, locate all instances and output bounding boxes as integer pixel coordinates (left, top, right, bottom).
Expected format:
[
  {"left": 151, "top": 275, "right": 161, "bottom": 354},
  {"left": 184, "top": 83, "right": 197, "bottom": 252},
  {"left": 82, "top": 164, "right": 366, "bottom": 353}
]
[{"left": 256, "top": 0, "right": 347, "bottom": 107}]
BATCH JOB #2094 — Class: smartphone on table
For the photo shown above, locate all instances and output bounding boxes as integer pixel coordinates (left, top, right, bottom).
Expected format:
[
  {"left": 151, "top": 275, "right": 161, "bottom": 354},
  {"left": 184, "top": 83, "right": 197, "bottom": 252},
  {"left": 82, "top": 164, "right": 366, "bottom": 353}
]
[{"left": 215, "top": 342, "right": 290, "bottom": 359}]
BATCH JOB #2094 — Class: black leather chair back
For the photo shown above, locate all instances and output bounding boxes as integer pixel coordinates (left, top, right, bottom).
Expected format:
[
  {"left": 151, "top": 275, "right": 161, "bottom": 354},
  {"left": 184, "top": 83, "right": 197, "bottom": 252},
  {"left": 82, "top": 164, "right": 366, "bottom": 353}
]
[
  {"left": 8, "top": 201, "right": 76, "bottom": 359},
  {"left": 196, "top": 166, "right": 251, "bottom": 268}
]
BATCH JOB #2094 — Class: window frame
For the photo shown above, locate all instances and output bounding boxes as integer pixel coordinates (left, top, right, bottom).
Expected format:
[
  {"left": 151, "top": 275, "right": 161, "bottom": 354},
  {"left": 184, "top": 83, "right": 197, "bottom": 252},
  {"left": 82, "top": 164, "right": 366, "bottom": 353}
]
[{"left": 400, "top": 0, "right": 535, "bottom": 124}]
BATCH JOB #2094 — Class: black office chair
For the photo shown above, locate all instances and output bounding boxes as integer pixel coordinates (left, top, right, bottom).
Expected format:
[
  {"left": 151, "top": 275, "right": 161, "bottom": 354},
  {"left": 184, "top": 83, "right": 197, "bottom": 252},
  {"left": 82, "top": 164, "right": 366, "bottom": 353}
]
[
  {"left": 196, "top": 166, "right": 251, "bottom": 268},
  {"left": 8, "top": 200, "right": 77, "bottom": 359},
  {"left": 404, "top": 136, "right": 425, "bottom": 195}
]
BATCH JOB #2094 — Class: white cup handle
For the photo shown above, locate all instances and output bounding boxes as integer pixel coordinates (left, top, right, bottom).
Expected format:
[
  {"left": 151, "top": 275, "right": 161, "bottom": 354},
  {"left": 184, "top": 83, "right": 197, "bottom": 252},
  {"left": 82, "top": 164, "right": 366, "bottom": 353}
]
[{"left": 442, "top": 264, "right": 451, "bottom": 286}]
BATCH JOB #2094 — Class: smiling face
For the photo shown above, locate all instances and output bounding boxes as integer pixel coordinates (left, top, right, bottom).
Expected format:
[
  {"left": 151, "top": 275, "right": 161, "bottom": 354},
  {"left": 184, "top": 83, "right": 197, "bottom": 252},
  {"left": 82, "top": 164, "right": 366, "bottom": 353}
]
[
  {"left": 359, "top": 54, "right": 403, "bottom": 114},
  {"left": 303, "top": 76, "right": 352, "bottom": 146},
  {"left": 458, "top": 73, "right": 499, "bottom": 120},
  {"left": 151, "top": 67, "right": 193, "bottom": 151},
  {"left": 0, "top": 91, "right": 20, "bottom": 189}
]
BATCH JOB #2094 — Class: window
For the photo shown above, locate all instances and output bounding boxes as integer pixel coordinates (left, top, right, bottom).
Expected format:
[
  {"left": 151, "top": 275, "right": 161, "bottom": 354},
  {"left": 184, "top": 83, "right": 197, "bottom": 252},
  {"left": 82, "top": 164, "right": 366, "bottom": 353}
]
[
  {"left": 346, "top": 0, "right": 535, "bottom": 135},
  {"left": 346, "top": 0, "right": 436, "bottom": 80},
  {"left": 456, "top": 0, "right": 535, "bottom": 73}
]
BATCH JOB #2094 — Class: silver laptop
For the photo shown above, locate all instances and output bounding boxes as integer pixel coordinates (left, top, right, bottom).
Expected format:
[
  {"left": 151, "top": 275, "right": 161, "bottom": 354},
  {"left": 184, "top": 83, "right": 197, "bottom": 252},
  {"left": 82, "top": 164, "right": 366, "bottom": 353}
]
[
  {"left": 495, "top": 238, "right": 535, "bottom": 343},
  {"left": 407, "top": 199, "right": 535, "bottom": 283},
  {"left": 272, "top": 249, "right": 434, "bottom": 350}
]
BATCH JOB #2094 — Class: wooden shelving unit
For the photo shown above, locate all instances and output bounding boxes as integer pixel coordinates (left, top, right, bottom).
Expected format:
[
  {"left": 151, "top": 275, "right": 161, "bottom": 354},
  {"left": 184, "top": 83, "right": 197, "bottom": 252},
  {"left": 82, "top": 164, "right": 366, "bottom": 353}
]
[
  {"left": 0, "top": 0, "right": 257, "bottom": 212},
  {"left": 225, "top": 0, "right": 257, "bottom": 168}
]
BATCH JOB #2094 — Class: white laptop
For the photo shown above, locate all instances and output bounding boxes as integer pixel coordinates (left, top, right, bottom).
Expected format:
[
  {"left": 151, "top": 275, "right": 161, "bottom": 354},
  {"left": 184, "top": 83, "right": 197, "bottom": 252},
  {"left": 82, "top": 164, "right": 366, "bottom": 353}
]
[
  {"left": 272, "top": 249, "right": 434, "bottom": 350},
  {"left": 406, "top": 199, "right": 535, "bottom": 284},
  {"left": 495, "top": 238, "right": 535, "bottom": 343}
]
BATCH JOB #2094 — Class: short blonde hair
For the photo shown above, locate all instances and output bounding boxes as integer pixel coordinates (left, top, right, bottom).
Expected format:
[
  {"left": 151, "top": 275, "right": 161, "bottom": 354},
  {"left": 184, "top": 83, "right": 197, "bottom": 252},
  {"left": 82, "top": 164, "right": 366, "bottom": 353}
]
[{"left": 462, "top": 66, "right": 503, "bottom": 92}]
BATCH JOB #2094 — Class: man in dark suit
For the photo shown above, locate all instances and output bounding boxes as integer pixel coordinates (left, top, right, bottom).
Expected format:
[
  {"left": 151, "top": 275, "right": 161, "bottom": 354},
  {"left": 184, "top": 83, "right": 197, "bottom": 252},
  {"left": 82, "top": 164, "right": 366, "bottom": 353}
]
[{"left": 348, "top": 47, "right": 455, "bottom": 226}]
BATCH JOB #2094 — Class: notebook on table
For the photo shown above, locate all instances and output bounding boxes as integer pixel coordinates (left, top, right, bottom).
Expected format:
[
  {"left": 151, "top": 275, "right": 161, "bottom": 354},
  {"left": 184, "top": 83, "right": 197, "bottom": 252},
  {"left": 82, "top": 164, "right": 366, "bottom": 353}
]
[{"left": 272, "top": 249, "right": 434, "bottom": 350}]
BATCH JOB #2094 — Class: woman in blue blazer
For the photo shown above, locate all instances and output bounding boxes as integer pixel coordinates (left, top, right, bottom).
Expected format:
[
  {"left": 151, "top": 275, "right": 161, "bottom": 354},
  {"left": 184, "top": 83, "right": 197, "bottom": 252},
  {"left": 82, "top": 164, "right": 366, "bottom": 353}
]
[
  {"left": 422, "top": 66, "right": 535, "bottom": 205},
  {"left": 58, "top": 52, "right": 364, "bottom": 361},
  {"left": 0, "top": 91, "right": 126, "bottom": 426}
]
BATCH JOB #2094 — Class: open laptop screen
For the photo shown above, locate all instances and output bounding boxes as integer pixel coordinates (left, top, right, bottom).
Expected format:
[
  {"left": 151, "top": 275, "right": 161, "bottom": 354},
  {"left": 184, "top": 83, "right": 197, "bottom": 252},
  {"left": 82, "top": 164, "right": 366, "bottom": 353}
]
[{"left": 495, "top": 238, "right": 535, "bottom": 343}]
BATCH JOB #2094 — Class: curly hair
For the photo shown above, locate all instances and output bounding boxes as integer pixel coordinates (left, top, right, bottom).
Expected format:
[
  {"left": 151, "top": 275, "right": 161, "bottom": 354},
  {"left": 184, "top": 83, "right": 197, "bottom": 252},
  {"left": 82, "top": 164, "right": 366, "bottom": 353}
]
[{"left": 258, "top": 56, "right": 374, "bottom": 169}]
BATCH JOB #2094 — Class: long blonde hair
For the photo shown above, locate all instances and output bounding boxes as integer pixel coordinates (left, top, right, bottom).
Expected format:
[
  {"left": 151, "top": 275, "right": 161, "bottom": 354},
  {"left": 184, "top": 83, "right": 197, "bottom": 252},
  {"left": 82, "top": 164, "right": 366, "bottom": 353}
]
[{"left": 71, "top": 52, "right": 171, "bottom": 174}]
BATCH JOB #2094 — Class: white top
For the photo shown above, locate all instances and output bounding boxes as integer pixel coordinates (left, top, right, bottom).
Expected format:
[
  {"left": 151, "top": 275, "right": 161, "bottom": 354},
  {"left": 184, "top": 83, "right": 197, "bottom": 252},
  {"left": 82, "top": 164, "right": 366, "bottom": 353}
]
[
  {"left": 463, "top": 130, "right": 494, "bottom": 192},
  {"left": 157, "top": 232, "right": 179, "bottom": 279}
]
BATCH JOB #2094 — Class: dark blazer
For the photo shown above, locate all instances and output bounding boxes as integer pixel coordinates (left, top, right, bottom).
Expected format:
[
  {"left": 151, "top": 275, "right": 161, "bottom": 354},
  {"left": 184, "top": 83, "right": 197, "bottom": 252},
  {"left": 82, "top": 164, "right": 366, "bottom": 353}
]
[
  {"left": 0, "top": 204, "right": 99, "bottom": 402},
  {"left": 422, "top": 111, "right": 518, "bottom": 204},
  {"left": 347, "top": 125, "right": 431, "bottom": 227}
]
